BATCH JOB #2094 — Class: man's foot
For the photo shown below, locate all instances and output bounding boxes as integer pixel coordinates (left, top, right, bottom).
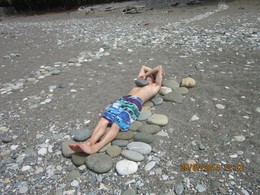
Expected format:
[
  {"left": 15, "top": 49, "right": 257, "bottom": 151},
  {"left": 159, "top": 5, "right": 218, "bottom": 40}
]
[{"left": 69, "top": 143, "right": 100, "bottom": 155}]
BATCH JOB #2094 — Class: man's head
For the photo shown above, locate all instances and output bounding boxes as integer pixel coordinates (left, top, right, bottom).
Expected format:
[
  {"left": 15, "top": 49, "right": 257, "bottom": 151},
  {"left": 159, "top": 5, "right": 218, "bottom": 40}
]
[{"left": 146, "top": 74, "right": 156, "bottom": 84}]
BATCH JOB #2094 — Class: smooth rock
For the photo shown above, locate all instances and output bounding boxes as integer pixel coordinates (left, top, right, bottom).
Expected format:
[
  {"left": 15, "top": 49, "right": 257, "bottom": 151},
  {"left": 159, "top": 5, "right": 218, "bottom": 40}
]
[
  {"left": 252, "top": 155, "right": 260, "bottom": 164},
  {"left": 215, "top": 104, "right": 225, "bottom": 109},
  {"left": 256, "top": 107, "right": 260, "bottom": 113},
  {"left": 174, "top": 87, "right": 189, "bottom": 95},
  {"left": 137, "top": 111, "right": 152, "bottom": 121},
  {"left": 163, "top": 79, "right": 179, "bottom": 89},
  {"left": 52, "top": 70, "right": 61, "bottom": 75},
  {"left": 122, "top": 189, "right": 136, "bottom": 195},
  {"left": 156, "top": 131, "right": 169, "bottom": 137},
  {"left": 121, "top": 150, "right": 144, "bottom": 162},
  {"left": 19, "top": 186, "right": 28, "bottom": 194},
  {"left": 127, "top": 142, "right": 152, "bottom": 154},
  {"left": 137, "top": 124, "right": 161, "bottom": 134},
  {"left": 85, "top": 154, "right": 113, "bottom": 174},
  {"left": 106, "top": 145, "right": 122, "bottom": 158},
  {"left": 151, "top": 96, "right": 163, "bottom": 105},
  {"left": 134, "top": 132, "right": 154, "bottom": 144},
  {"left": 72, "top": 127, "right": 91, "bottom": 142},
  {"left": 174, "top": 182, "right": 184, "bottom": 195},
  {"left": 180, "top": 77, "right": 196, "bottom": 88},
  {"left": 198, "top": 143, "right": 206, "bottom": 150},
  {"left": 143, "top": 101, "right": 154, "bottom": 108},
  {"left": 135, "top": 79, "right": 148, "bottom": 87},
  {"left": 145, "top": 161, "right": 156, "bottom": 171},
  {"left": 99, "top": 143, "right": 111, "bottom": 153},
  {"left": 211, "top": 180, "right": 221, "bottom": 190},
  {"left": 129, "top": 121, "right": 143, "bottom": 131},
  {"left": 38, "top": 148, "right": 47, "bottom": 156},
  {"left": 241, "top": 189, "right": 250, "bottom": 195},
  {"left": 111, "top": 140, "right": 129, "bottom": 147},
  {"left": 115, "top": 131, "right": 134, "bottom": 140},
  {"left": 196, "top": 184, "right": 206, "bottom": 192},
  {"left": 233, "top": 135, "right": 246, "bottom": 142},
  {"left": 159, "top": 86, "right": 172, "bottom": 95},
  {"left": 2, "top": 136, "right": 12, "bottom": 143},
  {"left": 116, "top": 160, "right": 138, "bottom": 175},
  {"left": 61, "top": 140, "right": 77, "bottom": 158},
  {"left": 147, "top": 114, "right": 168, "bottom": 126},
  {"left": 163, "top": 91, "right": 184, "bottom": 103},
  {"left": 190, "top": 115, "right": 199, "bottom": 121},
  {"left": 71, "top": 153, "right": 88, "bottom": 166}
]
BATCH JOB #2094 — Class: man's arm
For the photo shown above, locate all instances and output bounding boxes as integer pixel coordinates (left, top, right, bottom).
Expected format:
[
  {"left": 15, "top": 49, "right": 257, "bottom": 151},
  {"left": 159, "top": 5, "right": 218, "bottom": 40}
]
[
  {"left": 144, "top": 65, "right": 162, "bottom": 78},
  {"left": 138, "top": 65, "right": 152, "bottom": 80}
]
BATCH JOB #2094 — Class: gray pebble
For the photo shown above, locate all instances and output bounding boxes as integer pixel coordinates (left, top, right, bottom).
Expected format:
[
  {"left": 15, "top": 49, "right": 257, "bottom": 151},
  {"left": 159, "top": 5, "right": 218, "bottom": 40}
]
[
  {"left": 174, "top": 182, "right": 184, "bottom": 195},
  {"left": 198, "top": 143, "right": 206, "bottom": 150},
  {"left": 135, "top": 79, "right": 148, "bottom": 87},
  {"left": 2, "top": 136, "right": 13, "bottom": 143}
]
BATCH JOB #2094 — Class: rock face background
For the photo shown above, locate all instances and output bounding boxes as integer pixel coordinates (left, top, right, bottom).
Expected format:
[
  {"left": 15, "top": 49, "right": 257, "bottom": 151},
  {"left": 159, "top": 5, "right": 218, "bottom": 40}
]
[{"left": 0, "top": 0, "right": 260, "bottom": 195}]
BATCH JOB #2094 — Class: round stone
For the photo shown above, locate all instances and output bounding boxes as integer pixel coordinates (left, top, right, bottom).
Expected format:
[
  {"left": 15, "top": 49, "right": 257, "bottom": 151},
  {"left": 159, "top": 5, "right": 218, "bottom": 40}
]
[
  {"left": 196, "top": 184, "right": 206, "bottom": 192},
  {"left": 111, "top": 140, "right": 129, "bottom": 147},
  {"left": 233, "top": 135, "right": 246, "bottom": 142},
  {"left": 72, "top": 127, "right": 92, "bottom": 142},
  {"left": 215, "top": 104, "right": 225, "bottom": 109},
  {"left": 134, "top": 132, "right": 154, "bottom": 144},
  {"left": 122, "top": 189, "right": 136, "bottom": 195},
  {"left": 121, "top": 150, "right": 144, "bottom": 162},
  {"left": 252, "top": 155, "right": 260, "bottom": 164},
  {"left": 106, "top": 145, "right": 122, "bottom": 158},
  {"left": 174, "top": 182, "right": 184, "bottom": 195},
  {"left": 115, "top": 131, "right": 135, "bottom": 140},
  {"left": 52, "top": 70, "right": 61, "bottom": 75},
  {"left": 180, "top": 77, "right": 196, "bottom": 88},
  {"left": 145, "top": 161, "right": 156, "bottom": 171},
  {"left": 159, "top": 86, "right": 172, "bottom": 95},
  {"left": 129, "top": 121, "right": 143, "bottom": 131},
  {"left": 135, "top": 79, "right": 149, "bottom": 87},
  {"left": 116, "top": 159, "right": 138, "bottom": 175},
  {"left": 61, "top": 140, "right": 77, "bottom": 158},
  {"left": 163, "top": 79, "right": 179, "bottom": 89},
  {"left": 127, "top": 142, "right": 152, "bottom": 155},
  {"left": 2, "top": 136, "right": 13, "bottom": 143},
  {"left": 143, "top": 101, "right": 154, "bottom": 108},
  {"left": 198, "top": 143, "right": 206, "bottom": 150},
  {"left": 137, "top": 111, "right": 152, "bottom": 121},
  {"left": 137, "top": 124, "right": 161, "bottom": 134},
  {"left": 174, "top": 87, "right": 189, "bottom": 95},
  {"left": 147, "top": 114, "right": 168, "bottom": 126},
  {"left": 163, "top": 91, "right": 184, "bottom": 103},
  {"left": 71, "top": 153, "right": 88, "bottom": 166},
  {"left": 85, "top": 154, "right": 113, "bottom": 174},
  {"left": 151, "top": 96, "right": 163, "bottom": 105}
]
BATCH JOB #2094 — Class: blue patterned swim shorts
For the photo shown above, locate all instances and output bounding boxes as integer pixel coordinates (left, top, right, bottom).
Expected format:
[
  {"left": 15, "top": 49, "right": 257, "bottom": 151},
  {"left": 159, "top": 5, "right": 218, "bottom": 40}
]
[{"left": 102, "top": 95, "right": 143, "bottom": 131}]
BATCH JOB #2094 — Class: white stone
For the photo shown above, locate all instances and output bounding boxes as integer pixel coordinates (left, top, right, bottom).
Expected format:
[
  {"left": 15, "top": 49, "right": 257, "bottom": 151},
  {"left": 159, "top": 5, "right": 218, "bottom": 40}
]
[
  {"left": 215, "top": 104, "right": 225, "bottom": 109},
  {"left": 241, "top": 189, "right": 250, "bottom": 195},
  {"left": 190, "top": 115, "right": 199, "bottom": 121},
  {"left": 145, "top": 161, "right": 156, "bottom": 171},
  {"left": 116, "top": 160, "right": 138, "bottom": 175},
  {"left": 159, "top": 86, "right": 172, "bottom": 95},
  {"left": 10, "top": 145, "right": 19, "bottom": 150},
  {"left": 229, "top": 154, "right": 238, "bottom": 158},
  {"left": 156, "top": 131, "right": 169, "bottom": 137},
  {"left": 233, "top": 135, "right": 246, "bottom": 142},
  {"left": 21, "top": 166, "right": 32, "bottom": 172},
  {"left": 38, "top": 148, "right": 47, "bottom": 156},
  {"left": 256, "top": 107, "right": 260, "bottom": 113},
  {"left": 71, "top": 180, "right": 79, "bottom": 187}
]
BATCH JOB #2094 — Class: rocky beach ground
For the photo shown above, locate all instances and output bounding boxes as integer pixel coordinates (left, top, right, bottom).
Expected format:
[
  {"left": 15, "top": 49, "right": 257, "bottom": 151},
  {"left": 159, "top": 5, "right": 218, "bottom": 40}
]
[{"left": 0, "top": 0, "right": 259, "bottom": 194}]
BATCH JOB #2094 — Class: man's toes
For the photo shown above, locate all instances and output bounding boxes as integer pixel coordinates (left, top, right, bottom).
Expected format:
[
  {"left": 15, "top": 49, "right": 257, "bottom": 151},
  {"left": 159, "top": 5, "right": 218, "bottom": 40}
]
[{"left": 69, "top": 144, "right": 83, "bottom": 152}]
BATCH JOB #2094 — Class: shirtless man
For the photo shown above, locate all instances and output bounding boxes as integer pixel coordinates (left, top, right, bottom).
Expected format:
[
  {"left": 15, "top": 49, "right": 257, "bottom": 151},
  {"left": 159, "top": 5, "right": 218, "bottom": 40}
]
[{"left": 69, "top": 65, "right": 164, "bottom": 154}]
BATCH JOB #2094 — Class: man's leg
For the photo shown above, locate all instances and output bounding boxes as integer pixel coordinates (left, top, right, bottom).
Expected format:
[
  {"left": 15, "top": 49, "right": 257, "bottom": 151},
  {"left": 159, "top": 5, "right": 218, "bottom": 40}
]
[
  {"left": 74, "top": 123, "right": 120, "bottom": 154},
  {"left": 69, "top": 118, "right": 109, "bottom": 152}
]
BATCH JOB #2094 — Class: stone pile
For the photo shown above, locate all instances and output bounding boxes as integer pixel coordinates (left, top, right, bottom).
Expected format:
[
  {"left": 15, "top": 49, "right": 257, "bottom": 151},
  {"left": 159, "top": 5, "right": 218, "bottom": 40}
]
[{"left": 61, "top": 76, "right": 195, "bottom": 176}]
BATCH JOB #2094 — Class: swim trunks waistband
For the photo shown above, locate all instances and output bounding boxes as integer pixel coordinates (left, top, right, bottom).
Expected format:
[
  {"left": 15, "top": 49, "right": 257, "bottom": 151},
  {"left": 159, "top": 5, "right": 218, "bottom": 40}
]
[{"left": 123, "top": 95, "right": 143, "bottom": 111}]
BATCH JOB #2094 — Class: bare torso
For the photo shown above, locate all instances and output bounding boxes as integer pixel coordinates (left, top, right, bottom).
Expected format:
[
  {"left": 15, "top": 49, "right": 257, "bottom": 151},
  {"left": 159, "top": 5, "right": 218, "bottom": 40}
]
[{"left": 128, "top": 84, "right": 161, "bottom": 104}]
